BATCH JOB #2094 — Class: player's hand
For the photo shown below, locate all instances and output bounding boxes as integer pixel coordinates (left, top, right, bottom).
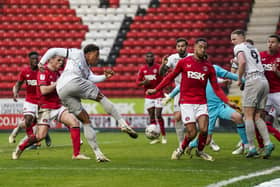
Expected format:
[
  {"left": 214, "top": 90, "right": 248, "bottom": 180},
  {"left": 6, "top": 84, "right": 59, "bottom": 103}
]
[
  {"left": 161, "top": 55, "right": 168, "bottom": 65},
  {"left": 142, "top": 79, "right": 150, "bottom": 86},
  {"left": 228, "top": 101, "right": 240, "bottom": 110},
  {"left": 13, "top": 92, "right": 18, "bottom": 102},
  {"left": 146, "top": 89, "right": 157, "bottom": 95},
  {"left": 223, "top": 79, "right": 232, "bottom": 85},
  {"left": 162, "top": 93, "right": 171, "bottom": 105},
  {"left": 272, "top": 62, "right": 279, "bottom": 73},
  {"left": 104, "top": 69, "right": 115, "bottom": 79}
]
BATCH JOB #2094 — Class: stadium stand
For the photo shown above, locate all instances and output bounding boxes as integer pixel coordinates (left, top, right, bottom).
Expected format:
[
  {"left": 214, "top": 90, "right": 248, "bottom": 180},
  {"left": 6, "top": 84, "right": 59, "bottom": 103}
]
[
  {"left": 105, "top": 0, "right": 253, "bottom": 97},
  {"left": 0, "top": 0, "right": 87, "bottom": 98},
  {"left": 2, "top": 0, "right": 279, "bottom": 98}
]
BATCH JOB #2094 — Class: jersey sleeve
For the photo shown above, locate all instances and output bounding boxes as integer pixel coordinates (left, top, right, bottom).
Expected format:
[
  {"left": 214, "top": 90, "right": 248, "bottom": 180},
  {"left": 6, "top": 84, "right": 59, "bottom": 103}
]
[
  {"left": 166, "top": 55, "right": 173, "bottom": 68},
  {"left": 88, "top": 72, "right": 106, "bottom": 83},
  {"left": 169, "top": 85, "right": 180, "bottom": 98},
  {"left": 233, "top": 44, "right": 244, "bottom": 57},
  {"left": 136, "top": 67, "right": 144, "bottom": 86},
  {"left": 40, "top": 48, "right": 69, "bottom": 65},
  {"left": 208, "top": 65, "right": 229, "bottom": 103},
  {"left": 214, "top": 65, "right": 238, "bottom": 81},
  {"left": 18, "top": 69, "right": 26, "bottom": 82}
]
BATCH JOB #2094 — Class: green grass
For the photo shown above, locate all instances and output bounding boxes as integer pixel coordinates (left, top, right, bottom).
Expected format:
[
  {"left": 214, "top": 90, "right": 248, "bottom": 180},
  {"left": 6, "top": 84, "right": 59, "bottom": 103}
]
[{"left": 0, "top": 132, "right": 279, "bottom": 187}]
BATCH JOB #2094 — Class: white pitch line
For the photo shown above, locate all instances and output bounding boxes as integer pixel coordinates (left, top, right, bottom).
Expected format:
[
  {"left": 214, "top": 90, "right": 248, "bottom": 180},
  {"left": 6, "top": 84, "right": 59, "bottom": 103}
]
[
  {"left": 207, "top": 166, "right": 280, "bottom": 187},
  {"left": 0, "top": 166, "right": 221, "bottom": 173}
]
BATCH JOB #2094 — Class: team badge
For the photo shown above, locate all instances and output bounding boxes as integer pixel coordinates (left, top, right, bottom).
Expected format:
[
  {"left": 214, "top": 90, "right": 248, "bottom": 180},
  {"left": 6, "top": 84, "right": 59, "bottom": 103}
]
[
  {"left": 26, "top": 74, "right": 30, "bottom": 77},
  {"left": 144, "top": 70, "right": 147, "bottom": 73},
  {"left": 153, "top": 69, "right": 157, "bottom": 73},
  {"left": 187, "top": 64, "right": 191, "bottom": 68},
  {"left": 203, "top": 66, "right": 208, "bottom": 71},
  {"left": 40, "top": 74, "right": 45, "bottom": 80},
  {"left": 185, "top": 116, "right": 190, "bottom": 121}
]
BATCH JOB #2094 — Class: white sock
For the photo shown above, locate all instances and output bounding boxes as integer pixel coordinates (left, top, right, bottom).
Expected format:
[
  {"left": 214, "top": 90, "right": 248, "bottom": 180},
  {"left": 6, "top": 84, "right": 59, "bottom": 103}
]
[
  {"left": 244, "top": 120, "right": 256, "bottom": 150},
  {"left": 118, "top": 118, "right": 128, "bottom": 128},
  {"left": 10, "top": 126, "right": 21, "bottom": 137},
  {"left": 100, "top": 97, "right": 121, "bottom": 120},
  {"left": 175, "top": 120, "right": 184, "bottom": 146},
  {"left": 255, "top": 118, "right": 271, "bottom": 146},
  {"left": 83, "top": 124, "right": 102, "bottom": 157}
]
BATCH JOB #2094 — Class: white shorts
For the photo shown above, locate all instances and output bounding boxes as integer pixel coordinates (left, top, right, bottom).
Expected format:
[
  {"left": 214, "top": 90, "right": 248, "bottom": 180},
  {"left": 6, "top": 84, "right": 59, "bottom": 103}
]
[
  {"left": 180, "top": 104, "right": 208, "bottom": 124},
  {"left": 173, "top": 93, "right": 180, "bottom": 112},
  {"left": 37, "top": 106, "right": 66, "bottom": 125},
  {"left": 265, "top": 92, "right": 280, "bottom": 117},
  {"left": 145, "top": 98, "right": 163, "bottom": 110},
  {"left": 23, "top": 101, "right": 38, "bottom": 117}
]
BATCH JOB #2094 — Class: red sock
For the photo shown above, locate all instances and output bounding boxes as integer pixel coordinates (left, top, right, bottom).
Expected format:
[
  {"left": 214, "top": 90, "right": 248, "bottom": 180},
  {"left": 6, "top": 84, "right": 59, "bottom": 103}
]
[
  {"left": 158, "top": 118, "right": 166, "bottom": 136},
  {"left": 19, "top": 134, "right": 38, "bottom": 151},
  {"left": 70, "top": 127, "right": 80, "bottom": 156},
  {"left": 197, "top": 133, "right": 207, "bottom": 151},
  {"left": 180, "top": 136, "right": 190, "bottom": 151},
  {"left": 150, "top": 119, "right": 156, "bottom": 125},
  {"left": 255, "top": 128, "right": 264, "bottom": 148},
  {"left": 25, "top": 121, "right": 36, "bottom": 136},
  {"left": 266, "top": 124, "right": 280, "bottom": 141}
]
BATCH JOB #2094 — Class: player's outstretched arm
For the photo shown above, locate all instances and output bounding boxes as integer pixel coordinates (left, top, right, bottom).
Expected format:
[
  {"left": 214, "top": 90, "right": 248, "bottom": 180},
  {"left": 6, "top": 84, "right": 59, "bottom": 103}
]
[{"left": 40, "top": 48, "right": 68, "bottom": 65}]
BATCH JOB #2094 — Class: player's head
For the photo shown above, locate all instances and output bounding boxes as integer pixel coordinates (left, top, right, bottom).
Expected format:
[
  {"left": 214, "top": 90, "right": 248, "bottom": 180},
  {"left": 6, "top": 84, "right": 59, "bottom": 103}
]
[
  {"left": 246, "top": 39, "right": 254, "bottom": 46},
  {"left": 28, "top": 51, "right": 39, "bottom": 69},
  {"left": 176, "top": 38, "right": 188, "bottom": 57},
  {"left": 145, "top": 52, "right": 154, "bottom": 66},
  {"left": 48, "top": 55, "right": 65, "bottom": 71},
  {"left": 84, "top": 44, "right": 100, "bottom": 66},
  {"left": 231, "top": 29, "right": 246, "bottom": 45},
  {"left": 267, "top": 34, "right": 280, "bottom": 54},
  {"left": 194, "top": 38, "right": 208, "bottom": 60}
]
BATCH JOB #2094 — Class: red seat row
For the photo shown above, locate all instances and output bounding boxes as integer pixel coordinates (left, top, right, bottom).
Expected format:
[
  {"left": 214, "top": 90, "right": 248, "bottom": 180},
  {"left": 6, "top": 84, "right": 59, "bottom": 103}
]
[{"left": 0, "top": 15, "right": 80, "bottom": 23}]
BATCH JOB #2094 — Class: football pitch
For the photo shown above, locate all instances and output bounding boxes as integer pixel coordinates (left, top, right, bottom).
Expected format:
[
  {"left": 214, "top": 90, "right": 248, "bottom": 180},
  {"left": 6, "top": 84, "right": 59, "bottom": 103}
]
[{"left": 0, "top": 132, "right": 279, "bottom": 187}]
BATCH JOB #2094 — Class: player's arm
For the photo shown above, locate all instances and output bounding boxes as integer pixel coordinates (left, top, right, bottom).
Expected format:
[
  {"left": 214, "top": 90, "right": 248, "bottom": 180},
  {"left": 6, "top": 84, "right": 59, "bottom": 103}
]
[
  {"left": 209, "top": 66, "right": 237, "bottom": 108},
  {"left": 214, "top": 65, "right": 239, "bottom": 81},
  {"left": 40, "top": 83, "right": 57, "bottom": 95},
  {"left": 162, "top": 85, "right": 180, "bottom": 105},
  {"left": 39, "top": 48, "right": 69, "bottom": 65},
  {"left": 146, "top": 60, "right": 182, "bottom": 95},
  {"left": 13, "top": 80, "right": 24, "bottom": 102},
  {"left": 236, "top": 51, "right": 246, "bottom": 86},
  {"left": 272, "top": 62, "right": 280, "bottom": 78},
  {"left": 230, "top": 58, "right": 238, "bottom": 73},
  {"left": 136, "top": 68, "right": 150, "bottom": 87},
  {"left": 159, "top": 55, "right": 170, "bottom": 76},
  {"left": 88, "top": 69, "right": 114, "bottom": 83}
]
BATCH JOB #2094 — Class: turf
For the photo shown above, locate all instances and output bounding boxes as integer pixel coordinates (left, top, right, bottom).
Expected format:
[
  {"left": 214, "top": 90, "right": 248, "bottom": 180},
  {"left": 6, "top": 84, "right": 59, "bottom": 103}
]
[{"left": 0, "top": 132, "right": 279, "bottom": 187}]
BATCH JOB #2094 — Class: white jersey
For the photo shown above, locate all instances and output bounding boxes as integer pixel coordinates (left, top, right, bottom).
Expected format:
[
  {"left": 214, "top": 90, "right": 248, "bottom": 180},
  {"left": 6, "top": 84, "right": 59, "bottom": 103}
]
[
  {"left": 234, "top": 43, "right": 264, "bottom": 74},
  {"left": 166, "top": 53, "right": 192, "bottom": 86},
  {"left": 39, "top": 48, "right": 106, "bottom": 91}
]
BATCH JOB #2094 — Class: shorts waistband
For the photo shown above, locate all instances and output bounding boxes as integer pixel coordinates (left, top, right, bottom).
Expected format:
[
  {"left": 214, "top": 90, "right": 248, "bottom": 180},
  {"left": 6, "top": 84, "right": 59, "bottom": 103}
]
[{"left": 245, "top": 71, "right": 265, "bottom": 80}]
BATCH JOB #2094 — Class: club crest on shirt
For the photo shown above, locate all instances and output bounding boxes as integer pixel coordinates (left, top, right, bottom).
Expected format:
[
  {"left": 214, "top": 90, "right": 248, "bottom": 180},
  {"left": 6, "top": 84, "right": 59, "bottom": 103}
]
[
  {"left": 185, "top": 116, "right": 190, "bottom": 121},
  {"left": 144, "top": 70, "right": 147, "bottom": 73},
  {"left": 40, "top": 74, "right": 45, "bottom": 80},
  {"left": 153, "top": 69, "right": 157, "bottom": 73},
  {"left": 203, "top": 66, "right": 208, "bottom": 71},
  {"left": 187, "top": 64, "right": 191, "bottom": 68},
  {"left": 26, "top": 74, "right": 30, "bottom": 77}
]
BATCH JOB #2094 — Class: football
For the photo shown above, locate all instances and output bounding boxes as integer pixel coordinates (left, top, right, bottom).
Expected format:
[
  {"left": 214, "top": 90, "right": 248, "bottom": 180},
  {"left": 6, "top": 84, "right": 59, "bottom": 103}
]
[{"left": 145, "top": 125, "right": 160, "bottom": 140}]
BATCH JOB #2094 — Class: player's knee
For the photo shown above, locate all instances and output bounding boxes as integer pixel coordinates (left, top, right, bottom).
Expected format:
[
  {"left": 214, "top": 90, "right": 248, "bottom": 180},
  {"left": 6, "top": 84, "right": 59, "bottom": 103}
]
[
  {"left": 24, "top": 116, "right": 34, "bottom": 127},
  {"left": 231, "top": 112, "right": 243, "bottom": 124}
]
